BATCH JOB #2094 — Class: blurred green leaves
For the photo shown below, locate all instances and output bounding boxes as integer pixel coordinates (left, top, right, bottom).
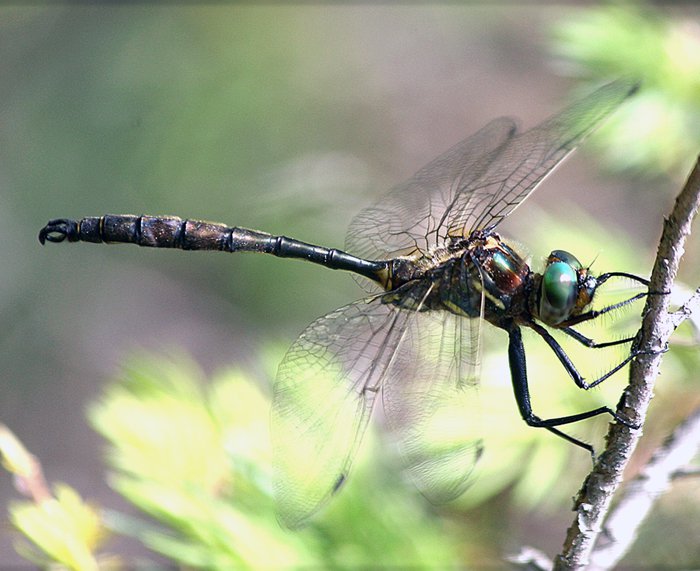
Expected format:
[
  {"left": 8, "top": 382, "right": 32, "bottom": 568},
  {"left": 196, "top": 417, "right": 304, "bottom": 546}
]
[
  {"left": 552, "top": 4, "right": 700, "bottom": 176},
  {"left": 10, "top": 485, "right": 114, "bottom": 571},
  {"left": 88, "top": 357, "right": 314, "bottom": 568},
  {"left": 86, "top": 354, "right": 465, "bottom": 569},
  {"left": 0, "top": 424, "right": 118, "bottom": 569}
]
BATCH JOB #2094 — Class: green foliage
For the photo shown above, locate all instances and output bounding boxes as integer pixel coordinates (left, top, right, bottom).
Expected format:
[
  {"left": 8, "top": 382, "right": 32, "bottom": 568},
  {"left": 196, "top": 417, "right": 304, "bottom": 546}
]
[
  {"left": 0, "top": 424, "right": 119, "bottom": 569},
  {"left": 87, "top": 355, "right": 466, "bottom": 568},
  {"left": 10, "top": 485, "right": 114, "bottom": 570},
  {"left": 551, "top": 4, "right": 700, "bottom": 176}
]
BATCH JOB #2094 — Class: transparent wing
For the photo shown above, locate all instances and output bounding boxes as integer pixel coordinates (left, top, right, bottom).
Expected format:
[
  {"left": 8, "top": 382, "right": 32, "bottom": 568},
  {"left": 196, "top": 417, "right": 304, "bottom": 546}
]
[
  {"left": 346, "top": 117, "right": 516, "bottom": 260},
  {"left": 347, "top": 79, "right": 638, "bottom": 261},
  {"left": 381, "top": 300, "right": 484, "bottom": 503},
  {"left": 445, "top": 79, "right": 638, "bottom": 236},
  {"left": 271, "top": 293, "right": 417, "bottom": 528}
]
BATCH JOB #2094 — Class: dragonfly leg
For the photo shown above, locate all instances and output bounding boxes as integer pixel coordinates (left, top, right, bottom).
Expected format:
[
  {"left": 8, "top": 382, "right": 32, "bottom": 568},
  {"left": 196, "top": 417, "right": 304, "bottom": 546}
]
[
  {"left": 529, "top": 321, "right": 639, "bottom": 392},
  {"left": 563, "top": 291, "right": 648, "bottom": 327},
  {"left": 561, "top": 327, "right": 635, "bottom": 349},
  {"left": 506, "top": 325, "right": 639, "bottom": 454},
  {"left": 560, "top": 326, "right": 668, "bottom": 385},
  {"left": 596, "top": 271, "right": 650, "bottom": 287}
]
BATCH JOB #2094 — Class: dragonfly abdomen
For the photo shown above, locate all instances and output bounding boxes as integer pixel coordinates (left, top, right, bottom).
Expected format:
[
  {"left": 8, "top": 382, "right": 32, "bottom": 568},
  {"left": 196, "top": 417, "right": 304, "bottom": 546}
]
[
  {"left": 39, "top": 214, "right": 389, "bottom": 285},
  {"left": 39, "top": 214, "right": 271, "bottom": 251}
]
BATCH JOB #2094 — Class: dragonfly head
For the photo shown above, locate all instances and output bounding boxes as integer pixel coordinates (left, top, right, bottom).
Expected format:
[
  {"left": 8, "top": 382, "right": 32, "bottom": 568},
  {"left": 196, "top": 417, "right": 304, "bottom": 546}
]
[{"left": 537, "top": 250, "right": 596, "bottom": 326}]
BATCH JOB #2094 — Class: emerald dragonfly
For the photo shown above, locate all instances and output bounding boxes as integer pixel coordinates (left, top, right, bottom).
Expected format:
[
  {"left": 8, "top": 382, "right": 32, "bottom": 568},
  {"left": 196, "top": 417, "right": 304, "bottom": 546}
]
[{"left": 39, "top": 79, "right": 647, "bottom": 528}]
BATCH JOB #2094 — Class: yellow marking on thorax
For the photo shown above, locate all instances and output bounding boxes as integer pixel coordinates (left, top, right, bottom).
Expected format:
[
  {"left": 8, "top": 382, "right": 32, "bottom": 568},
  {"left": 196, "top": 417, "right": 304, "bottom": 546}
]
[
  {"left": 442, "top": 300, "right": 472, "bottom": 317},
  {"left": 472, "top": 279, "right": 507, "bottom": 310}
]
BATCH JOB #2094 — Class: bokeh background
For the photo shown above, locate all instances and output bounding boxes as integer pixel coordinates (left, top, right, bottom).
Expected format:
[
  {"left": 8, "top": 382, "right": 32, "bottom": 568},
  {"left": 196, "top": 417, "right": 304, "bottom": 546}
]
[{"left": 1, "top": 4, "right": 699, "bottom": 568}]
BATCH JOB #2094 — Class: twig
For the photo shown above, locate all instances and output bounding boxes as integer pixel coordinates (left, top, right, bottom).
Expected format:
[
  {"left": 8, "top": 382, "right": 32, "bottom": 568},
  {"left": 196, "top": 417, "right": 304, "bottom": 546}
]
[
  {"left": 589, "top": 404, "right": 700, "bottom": 569},
  {"left": 671, "top": 465, "right": 700, "bottom": 479},
  {"left": 0, "top": 423, "right": 52, "bottom": 504},
  {"left": 509, "top": 546, "right": 553, "bottom": 571},
  {"left": 669, "top": 286, "right": 700, "bottom": 331},
  {"left": 554, "top": 155, "right": 700, "bottom": 571}
]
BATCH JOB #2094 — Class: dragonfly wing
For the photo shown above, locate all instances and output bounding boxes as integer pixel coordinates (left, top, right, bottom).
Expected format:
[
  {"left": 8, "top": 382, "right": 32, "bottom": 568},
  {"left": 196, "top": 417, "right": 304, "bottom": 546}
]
[
  {"left": 271, "top": 294, "right": 416, "bottom": 528},
  {"left": 346, "top": 117, "right": 517, "bottom": 261},
  {"left": 381, "top": 308, "right": 484, "bottom": 504},
  {"left": 444, "top": 78, "right": 639, "bottom": 236},
  {"left": 346, "top": 79, "right": 637, "bottom": 261}
]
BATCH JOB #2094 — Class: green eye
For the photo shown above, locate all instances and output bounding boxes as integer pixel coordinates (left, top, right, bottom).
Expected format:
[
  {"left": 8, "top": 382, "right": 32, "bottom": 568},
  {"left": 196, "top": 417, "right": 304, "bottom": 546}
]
[
  {"left": 550, "top": 250, "right": 581, "bottom": 270},
  {"left": 540, "top": 261, "right": 578, "bottom": 324},
  {"left": 543, "top": 262, "right": 577, "bottom": 309}
]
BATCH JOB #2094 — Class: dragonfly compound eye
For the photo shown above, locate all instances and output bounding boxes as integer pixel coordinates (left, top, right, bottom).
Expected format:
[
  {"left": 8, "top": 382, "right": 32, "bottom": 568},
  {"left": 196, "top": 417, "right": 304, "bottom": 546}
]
[
  {"left": 540, "top": 260, "right": 578, "bottom": 324},
  {"left": 548, "top": 249, "right": 582, "bottom": 270}
]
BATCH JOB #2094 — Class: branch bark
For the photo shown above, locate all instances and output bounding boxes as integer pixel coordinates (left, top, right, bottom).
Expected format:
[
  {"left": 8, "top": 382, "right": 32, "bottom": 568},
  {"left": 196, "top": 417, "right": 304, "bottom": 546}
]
[
  {"left": 554, "top": 155, "right": 700, "bottom": 571},
  {"left": 588, "top": 403, "right": 700, "bottom": 569}
]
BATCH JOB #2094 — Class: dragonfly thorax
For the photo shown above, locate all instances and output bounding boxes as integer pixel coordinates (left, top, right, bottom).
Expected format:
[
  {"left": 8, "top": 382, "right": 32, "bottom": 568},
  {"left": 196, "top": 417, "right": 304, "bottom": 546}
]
[
  {"left": 379, "top": 231, "right": 533, "bottom": 320},
  {"left": 460, "top": 232, "right": 531, "bottom": 318}
]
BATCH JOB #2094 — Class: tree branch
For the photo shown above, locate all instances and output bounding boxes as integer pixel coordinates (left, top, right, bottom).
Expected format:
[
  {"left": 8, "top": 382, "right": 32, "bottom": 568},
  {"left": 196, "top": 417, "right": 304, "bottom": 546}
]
[
  {"left": 588, "top": 404, "right": 700, "bottom": 569},
  {"left": 554, "top": 155, "right": 700, "bottom": 571}
]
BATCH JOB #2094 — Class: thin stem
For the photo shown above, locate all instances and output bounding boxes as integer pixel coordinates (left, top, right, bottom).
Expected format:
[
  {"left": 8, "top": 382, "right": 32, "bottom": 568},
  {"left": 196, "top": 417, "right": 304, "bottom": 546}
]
[
  {"left": 589, "top": 404, "right": 700, "bottom": 569},
  {"left": 0, "top": 423, "right": 52, "bottom": 504}
]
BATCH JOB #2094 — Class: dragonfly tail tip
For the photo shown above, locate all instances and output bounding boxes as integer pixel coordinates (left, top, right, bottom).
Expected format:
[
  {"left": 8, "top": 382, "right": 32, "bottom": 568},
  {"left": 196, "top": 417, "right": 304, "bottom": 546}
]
[{"left": 38, "top": 219, "right": 79, "bottom": 245}]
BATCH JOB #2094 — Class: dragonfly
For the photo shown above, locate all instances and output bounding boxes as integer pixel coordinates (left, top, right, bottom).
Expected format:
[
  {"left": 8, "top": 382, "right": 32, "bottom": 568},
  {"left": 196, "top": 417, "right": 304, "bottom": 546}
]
[{"left": 39, "top": 78, "right": 647, "bottom": 529}]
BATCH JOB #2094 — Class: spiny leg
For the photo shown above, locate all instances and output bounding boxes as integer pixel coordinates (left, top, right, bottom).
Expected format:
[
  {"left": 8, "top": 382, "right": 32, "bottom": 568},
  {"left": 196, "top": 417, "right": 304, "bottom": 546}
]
[
  {"left": 506, "top": 324, "right": 639, "bottom": 456},
  {"left": 528, "top": 321, "right": 640, "bottom": 396}
]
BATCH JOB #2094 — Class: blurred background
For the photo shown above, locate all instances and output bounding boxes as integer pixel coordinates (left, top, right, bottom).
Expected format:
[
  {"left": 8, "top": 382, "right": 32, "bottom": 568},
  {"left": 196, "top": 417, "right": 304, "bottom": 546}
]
[{"left": 1, "top": 4, "right": 699, "bottom": 568}]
